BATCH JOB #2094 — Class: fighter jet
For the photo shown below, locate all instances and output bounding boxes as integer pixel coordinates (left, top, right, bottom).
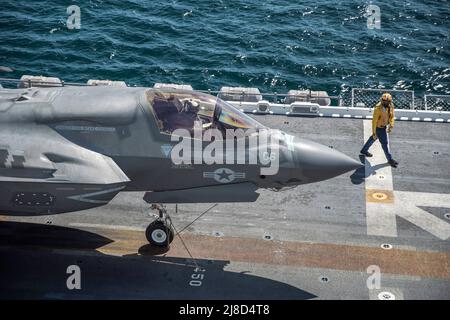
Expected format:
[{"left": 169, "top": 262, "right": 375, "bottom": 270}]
[{"left": 0, "top": 79, "right": 362, "bottom": 246}]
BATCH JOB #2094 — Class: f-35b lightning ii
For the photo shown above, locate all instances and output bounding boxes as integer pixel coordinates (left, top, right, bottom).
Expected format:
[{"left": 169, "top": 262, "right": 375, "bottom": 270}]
[{"left": 0, "top": 77, "right": 361, "bottom": 246}]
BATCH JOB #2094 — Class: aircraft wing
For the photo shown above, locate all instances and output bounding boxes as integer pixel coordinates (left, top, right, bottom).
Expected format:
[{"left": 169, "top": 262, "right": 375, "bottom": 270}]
[{"left": 0, "top": 124, "right": 130, "bottom": 215}]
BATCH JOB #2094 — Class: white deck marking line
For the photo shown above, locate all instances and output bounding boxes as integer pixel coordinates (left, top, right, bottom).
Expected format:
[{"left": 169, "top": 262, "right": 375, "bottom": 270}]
[
  {"left": 363, "top": 120, "right": 394, "bottom": 191},
  {"left": 363, "top": 120, "right": 450, "bottom": 240},
  {"left": 366, "top": 202, "right": 398, "bottom": 237},
  {"left": 394, "top": 191, "right": 450, "bottom": 240},
  {"left": 363, "top": 120, "right": 396, "bottom": 237}
]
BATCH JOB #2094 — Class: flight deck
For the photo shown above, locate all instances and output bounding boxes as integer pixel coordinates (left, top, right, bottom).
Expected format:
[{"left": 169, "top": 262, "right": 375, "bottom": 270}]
[{"left": 1, "top": 115, "right": 449, "bottom": 299}]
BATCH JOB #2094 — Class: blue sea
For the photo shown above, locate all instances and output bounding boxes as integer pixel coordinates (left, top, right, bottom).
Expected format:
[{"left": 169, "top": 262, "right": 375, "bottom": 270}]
[{"left": 0, "top": 0, "right": 449, "bottom": 95}]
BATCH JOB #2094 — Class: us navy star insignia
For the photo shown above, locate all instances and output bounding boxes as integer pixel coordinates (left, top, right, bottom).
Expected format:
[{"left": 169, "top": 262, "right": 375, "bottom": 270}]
[
  {"left": 217, "top": 169, "right": 232, "bottom": 181},
  {"left": 203, "top": 168, "right": 246, "bottom": 183}
]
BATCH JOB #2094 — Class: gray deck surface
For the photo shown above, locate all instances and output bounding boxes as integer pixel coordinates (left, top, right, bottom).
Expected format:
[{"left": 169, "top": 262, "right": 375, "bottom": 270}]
[{"left": 1, "top": 116, "right": 449, "bottom": 300}]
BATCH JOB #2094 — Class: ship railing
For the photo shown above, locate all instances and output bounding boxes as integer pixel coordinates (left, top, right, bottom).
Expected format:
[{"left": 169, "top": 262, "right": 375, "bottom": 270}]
[
  {"left": 424, "top": 95, "right": 450, "bottom": 112},
  {"left": 198, "top": 89, "right": 342, "bottom": 107},
  {"left": 1, "top": 77, "right": 450, "bottom": 112},
  {"left": 351, "top": 88, "right": 416, "bottom": 110},
  {"left": 0, "top": 77, "right": 90, "bottom": 88}
]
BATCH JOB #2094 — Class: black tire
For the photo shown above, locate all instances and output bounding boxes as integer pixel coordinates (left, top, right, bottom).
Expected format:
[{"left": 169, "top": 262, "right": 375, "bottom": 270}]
[{"left": 145, "top": 220, "right": 174, "bottom": 247}]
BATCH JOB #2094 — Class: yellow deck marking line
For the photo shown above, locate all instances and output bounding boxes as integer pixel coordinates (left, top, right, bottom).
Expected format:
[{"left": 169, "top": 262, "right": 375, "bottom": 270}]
[
  {"left": 2, "top": 222, "right": 449, "bottom": 279},
  {"left": 6, "top": 224, "right": 446, "bottom": 280},
  {"left": 69, "top": 222, "right": 145, "bottom": 232}
]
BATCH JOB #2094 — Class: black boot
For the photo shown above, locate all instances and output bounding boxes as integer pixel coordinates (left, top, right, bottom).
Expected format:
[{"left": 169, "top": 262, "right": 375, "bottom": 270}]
[
  {"left": 389, "top": 159, "right": 398, "bottom": 168},
  {"left": 360, "top": 150, "right": 373, "bottom": 157}
]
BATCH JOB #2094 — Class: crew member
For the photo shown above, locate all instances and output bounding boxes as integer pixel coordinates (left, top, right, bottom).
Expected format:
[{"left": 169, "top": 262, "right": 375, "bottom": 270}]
[
  {"left": 164, "top": 99, "right": 200, "bottom": 134},
  {"left": 360, "top": 93, "right": 399, "bottom": 168}
]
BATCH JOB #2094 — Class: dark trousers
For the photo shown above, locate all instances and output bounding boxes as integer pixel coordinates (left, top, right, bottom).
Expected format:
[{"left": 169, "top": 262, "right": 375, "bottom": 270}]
[{"left": 361, "top": 127, "right": 393, "bottom": 161}]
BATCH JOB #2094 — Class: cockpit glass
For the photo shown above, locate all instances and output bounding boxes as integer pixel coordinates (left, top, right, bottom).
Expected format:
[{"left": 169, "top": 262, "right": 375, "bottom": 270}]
[
  {"left": 146, "top": 89, "right": 265, "bottom": 137},
  {"left": 216, "top": 98, "right": 265, "bottom": 130}
]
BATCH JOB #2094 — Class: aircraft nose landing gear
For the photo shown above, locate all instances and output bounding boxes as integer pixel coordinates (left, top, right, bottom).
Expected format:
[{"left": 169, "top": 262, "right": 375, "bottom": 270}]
[{"left": 146, "top": 204, "right": 175, "bottom": 247}]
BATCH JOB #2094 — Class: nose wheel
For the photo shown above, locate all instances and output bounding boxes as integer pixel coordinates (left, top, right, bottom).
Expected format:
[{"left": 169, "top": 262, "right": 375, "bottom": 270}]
[{"left": 145, "top": 204, "right": 175, "bottom": 247}]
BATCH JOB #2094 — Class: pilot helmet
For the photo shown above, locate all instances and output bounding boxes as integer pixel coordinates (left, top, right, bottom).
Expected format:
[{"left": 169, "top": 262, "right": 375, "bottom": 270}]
[{"left": 185, "top": 99, "right": 200, "bottom": 113}]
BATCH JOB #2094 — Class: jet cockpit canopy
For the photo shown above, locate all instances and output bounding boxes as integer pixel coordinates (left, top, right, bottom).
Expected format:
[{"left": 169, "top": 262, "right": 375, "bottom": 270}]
[{"left": 146, "top": 89, "right": 265, "bottom": 136}]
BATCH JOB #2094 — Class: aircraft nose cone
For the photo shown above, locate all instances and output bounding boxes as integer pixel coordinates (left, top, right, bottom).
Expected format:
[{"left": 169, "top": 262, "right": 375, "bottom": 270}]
[{"left": 293, "top": 138, "right": 363, "bottom": 182}]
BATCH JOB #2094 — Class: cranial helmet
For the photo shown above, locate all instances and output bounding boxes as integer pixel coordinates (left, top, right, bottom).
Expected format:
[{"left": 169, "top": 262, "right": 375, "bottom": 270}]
[{"left": 381, "top": 93, "right": 392, "bottom": 103}]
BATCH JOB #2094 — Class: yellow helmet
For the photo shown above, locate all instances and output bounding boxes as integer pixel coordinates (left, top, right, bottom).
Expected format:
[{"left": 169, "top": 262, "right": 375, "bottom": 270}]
[{"left": 381, "top": 93, "right": 392, "bottom": 103}]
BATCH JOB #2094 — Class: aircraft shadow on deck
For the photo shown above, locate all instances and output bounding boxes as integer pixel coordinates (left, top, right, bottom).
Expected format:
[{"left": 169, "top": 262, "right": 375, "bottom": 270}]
[
  {"left": 0, "top": 220, "right": 113, "bottom": 249},
  {"left": 350, "top": 155, "right": 390, "bottom": 185},
  {"left": 0, "top": 221, "right": 316, "bottom": 300}
]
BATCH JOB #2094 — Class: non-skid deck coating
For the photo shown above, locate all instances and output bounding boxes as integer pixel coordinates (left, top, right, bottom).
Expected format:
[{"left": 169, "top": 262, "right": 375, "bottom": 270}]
[{"left": 1, "top": 116, "right": 449, "bottom": 299}]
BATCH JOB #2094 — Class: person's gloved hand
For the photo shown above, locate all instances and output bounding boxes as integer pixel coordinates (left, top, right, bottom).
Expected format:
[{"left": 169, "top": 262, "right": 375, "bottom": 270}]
[
  {"left": 372, "top": 134, "right": 378, "bottom": 140},
  {"left": 387, "top": 127, "right": 393, "bottom": 133}
]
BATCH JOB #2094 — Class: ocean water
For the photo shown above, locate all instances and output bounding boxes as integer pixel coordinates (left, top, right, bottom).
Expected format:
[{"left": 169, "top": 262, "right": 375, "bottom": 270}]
[{"left": 0, "top": 0, "right": 449, "bottom": 95}]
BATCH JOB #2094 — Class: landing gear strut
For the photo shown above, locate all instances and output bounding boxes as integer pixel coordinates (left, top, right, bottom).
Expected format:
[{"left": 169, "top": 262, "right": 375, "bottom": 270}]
[{"left": 145, "top": 204, "right": 175, "bottom": 247}]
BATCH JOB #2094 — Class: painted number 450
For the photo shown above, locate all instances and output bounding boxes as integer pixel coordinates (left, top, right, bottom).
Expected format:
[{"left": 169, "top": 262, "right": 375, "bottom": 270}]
[{"left": 189, "top": 267, "right": 206, "bottom": 287}]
